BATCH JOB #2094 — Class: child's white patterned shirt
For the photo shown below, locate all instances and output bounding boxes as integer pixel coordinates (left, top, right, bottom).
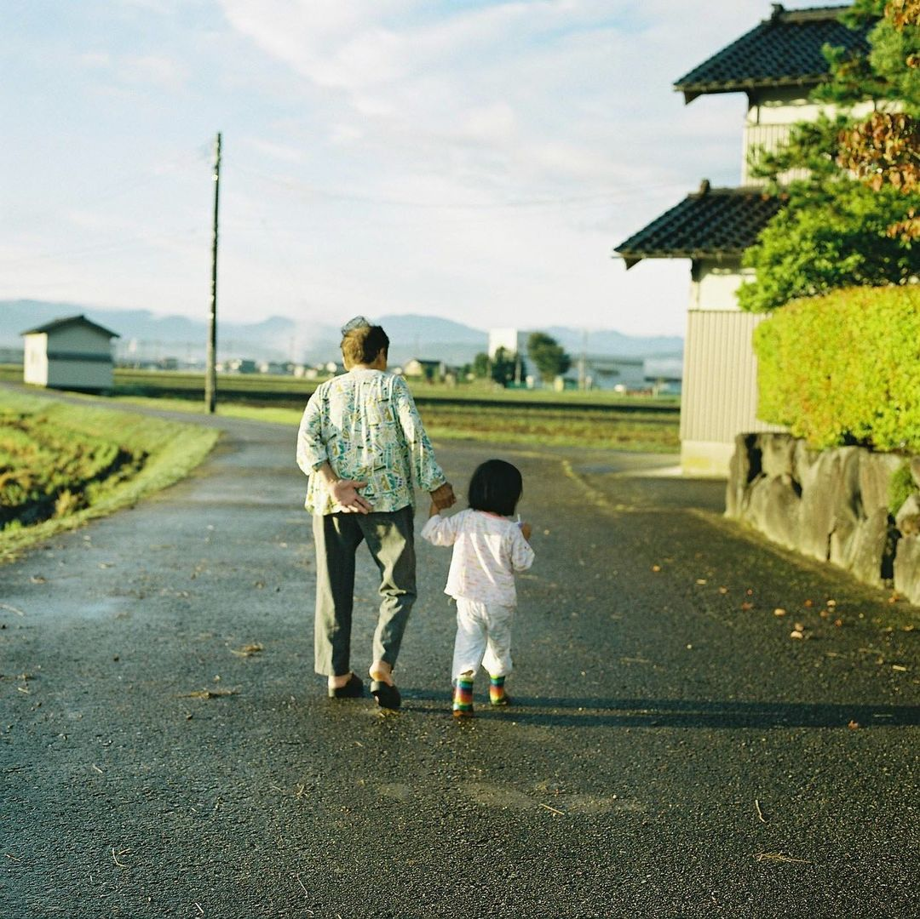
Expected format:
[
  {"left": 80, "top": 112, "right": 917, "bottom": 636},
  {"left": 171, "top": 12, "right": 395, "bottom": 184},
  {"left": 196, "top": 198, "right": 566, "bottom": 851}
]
[{"left": 421, "top": 508, "right": 534, "bottom": 607}]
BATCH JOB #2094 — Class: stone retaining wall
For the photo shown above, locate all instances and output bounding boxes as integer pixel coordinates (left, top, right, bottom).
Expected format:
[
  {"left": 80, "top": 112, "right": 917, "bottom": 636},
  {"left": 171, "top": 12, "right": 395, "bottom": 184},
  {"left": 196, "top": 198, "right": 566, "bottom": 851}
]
[{"left": 726, "top": 433, "right": 920, "bottom": 603}]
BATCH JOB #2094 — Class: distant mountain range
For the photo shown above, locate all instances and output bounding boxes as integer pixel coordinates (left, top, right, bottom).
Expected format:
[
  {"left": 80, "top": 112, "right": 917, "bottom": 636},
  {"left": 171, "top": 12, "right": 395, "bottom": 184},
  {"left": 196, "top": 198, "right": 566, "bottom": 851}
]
[{"left": 0, "top": 300, "right": 682, "bottom": 365}]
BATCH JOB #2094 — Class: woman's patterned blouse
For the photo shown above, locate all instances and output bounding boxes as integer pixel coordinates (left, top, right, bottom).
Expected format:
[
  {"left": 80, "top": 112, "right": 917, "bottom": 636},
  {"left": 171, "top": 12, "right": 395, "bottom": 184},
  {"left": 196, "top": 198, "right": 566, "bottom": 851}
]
[{"left": 297, "top": 368, "right": 446, "bottom": 515}]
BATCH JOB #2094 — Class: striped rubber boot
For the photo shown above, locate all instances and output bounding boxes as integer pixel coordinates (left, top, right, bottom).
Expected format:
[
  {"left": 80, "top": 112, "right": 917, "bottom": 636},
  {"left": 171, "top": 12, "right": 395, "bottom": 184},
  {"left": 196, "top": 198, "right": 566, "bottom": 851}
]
[
  {"left": 452, "top": 674, "right": 474, "bottom": 718},
  {"left": 489, "top": 675, "right": 510, "bottom": 707}
]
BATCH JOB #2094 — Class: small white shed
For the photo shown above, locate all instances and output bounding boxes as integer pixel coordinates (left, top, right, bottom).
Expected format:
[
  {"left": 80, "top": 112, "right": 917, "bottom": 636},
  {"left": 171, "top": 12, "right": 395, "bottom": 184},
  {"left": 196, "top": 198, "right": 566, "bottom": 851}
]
[{"left": 21, "top": 314, "right": 120, "bottom": 392}]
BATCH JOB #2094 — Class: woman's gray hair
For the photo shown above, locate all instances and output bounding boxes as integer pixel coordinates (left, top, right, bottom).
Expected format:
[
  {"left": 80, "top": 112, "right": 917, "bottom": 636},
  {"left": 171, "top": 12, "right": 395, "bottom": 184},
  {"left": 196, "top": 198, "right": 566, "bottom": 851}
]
[{"left": 341, "top": 316, "right": 372, "bottom": 336}]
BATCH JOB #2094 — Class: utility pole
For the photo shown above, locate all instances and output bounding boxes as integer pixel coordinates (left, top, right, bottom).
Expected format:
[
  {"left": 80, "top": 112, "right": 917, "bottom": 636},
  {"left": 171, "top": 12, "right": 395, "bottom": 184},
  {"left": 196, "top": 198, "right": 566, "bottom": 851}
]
[{"left": 205, "top": 132, "right": 221, "bottom": 414}]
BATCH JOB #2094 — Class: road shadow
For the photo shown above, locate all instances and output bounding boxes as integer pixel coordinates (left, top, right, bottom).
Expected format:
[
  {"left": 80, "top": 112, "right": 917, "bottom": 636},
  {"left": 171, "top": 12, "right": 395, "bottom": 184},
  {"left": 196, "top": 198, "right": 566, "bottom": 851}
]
[{"left": 397, "top": 691, "right": 920, "bottom": 728}]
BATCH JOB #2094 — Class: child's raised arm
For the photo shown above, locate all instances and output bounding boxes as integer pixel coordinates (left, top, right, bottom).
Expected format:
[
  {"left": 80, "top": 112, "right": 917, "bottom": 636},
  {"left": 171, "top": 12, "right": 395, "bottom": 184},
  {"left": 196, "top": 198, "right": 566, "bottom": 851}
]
[{"left": 420, "top": 507, "right": 460, "bottom": 547}]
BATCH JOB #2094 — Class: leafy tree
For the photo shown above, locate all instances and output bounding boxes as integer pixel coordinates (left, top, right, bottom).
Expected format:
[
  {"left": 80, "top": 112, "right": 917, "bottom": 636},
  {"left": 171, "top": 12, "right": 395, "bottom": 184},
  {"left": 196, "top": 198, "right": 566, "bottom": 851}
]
[
  {"left": 738, "top": 181, "right": 916, "bottom": 311},
  {"left": 527, "top": 332, "right": 571, "bottom": 383},
  {"left": 489, "top": 347, "right": 520, "bottom": 387},
  {"left": 738, "top": 1, "right": 920, "bottom": 311},
  {"left": 822, "top": 0, "right": 920, "bottom": 239},
  {"left": 472, "top": 352, "right": 490, "bottom": 379},
  {"left": 471, "top": 349, "right": 522, "bottom": 386}
]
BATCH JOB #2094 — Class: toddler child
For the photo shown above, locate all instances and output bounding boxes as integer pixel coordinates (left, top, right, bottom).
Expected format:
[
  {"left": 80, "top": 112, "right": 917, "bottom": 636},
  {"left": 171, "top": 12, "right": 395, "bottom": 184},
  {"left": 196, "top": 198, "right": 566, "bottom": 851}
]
[{"left": 421, "top": 459, "right": 534, "bottom": 718}]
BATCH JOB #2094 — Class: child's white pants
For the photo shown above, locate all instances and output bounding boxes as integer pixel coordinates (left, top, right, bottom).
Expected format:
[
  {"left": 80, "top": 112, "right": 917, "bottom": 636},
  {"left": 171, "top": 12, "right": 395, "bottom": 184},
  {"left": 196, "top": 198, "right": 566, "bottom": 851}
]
[{"left": 452, "top": 598, "right": 515, "bottom": 681}]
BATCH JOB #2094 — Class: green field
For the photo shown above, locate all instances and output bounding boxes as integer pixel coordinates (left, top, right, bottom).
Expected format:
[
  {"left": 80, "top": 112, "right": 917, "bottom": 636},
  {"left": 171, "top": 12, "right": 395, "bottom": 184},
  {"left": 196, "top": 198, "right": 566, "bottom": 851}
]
[
  {"left": 104, "top": 393, "right": 679, "bottom": 452},
  {"left": 0, "top": 390, "right": 218, "bottom": 560},
  {"left": 0, "top": 365, "right": 681, "bottom": 452},
  {"left": 0, "top": 365, "right": 678, "bottom": 409}
]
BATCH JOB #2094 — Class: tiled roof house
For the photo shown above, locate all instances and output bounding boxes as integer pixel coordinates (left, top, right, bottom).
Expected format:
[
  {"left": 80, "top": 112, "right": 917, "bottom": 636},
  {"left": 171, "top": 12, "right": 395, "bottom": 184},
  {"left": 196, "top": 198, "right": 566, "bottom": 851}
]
[{"left": 615, "top": 4, "right": 875, "bottom": 476}]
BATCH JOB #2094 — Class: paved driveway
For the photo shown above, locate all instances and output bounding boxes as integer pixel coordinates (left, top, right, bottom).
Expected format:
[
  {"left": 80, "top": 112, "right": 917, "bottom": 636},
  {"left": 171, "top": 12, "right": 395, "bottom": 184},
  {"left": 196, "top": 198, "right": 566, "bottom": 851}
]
[{"left": 1, "top": 402, "right": 918, "bottom": 918}]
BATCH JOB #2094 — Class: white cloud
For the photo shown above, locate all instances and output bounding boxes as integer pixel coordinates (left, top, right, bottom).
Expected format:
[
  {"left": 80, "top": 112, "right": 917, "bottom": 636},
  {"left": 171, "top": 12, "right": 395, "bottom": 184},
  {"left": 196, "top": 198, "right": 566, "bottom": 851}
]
[
  {"left": 4, "top": 1, "right": 780, "bottom": 337},
  {"left": 242, "top": 137, "right": 306, "bottom": 163},
  {"left": 120, "top": 54, "right": 189, "bottom": 89}
]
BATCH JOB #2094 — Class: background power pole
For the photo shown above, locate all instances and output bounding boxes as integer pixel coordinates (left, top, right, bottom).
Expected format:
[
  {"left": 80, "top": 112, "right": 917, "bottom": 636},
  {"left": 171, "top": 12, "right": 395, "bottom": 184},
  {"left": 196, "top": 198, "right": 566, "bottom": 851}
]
[{"left": 205, "top": 132, "right": 221, "bottom": 414}]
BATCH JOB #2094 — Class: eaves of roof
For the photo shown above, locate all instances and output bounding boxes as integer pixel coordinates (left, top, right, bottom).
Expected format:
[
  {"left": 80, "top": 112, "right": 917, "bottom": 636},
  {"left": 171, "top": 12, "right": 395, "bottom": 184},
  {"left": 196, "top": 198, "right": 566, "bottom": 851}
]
[
  {"left": 614, "top": 184, "right": 786, "bottom": 269},
  {"left": 21, "top": 313, "right": 121, "bottom": 339},
  {"left": 674, "top": 4, "right": 873, "bottom": 103}
]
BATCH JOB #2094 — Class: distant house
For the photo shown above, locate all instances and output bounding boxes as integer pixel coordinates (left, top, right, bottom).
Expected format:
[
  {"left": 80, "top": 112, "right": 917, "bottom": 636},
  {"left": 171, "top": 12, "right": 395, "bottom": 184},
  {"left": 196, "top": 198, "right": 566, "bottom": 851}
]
[
  {"left": 21, "top": 314, "right": 119, "bottom": 392},
  {"left": 644, "top": 357, "right": 684, "bottom": 395},
  {"left": 615, "top": 4, "right": 874, "bottom": 476},
  {"left": 562, "top": 354, "right": 647, "bottom": 392},
  {"left": 403, "top": 358, "right": 446, "bottom": 382},
  {"left": 222, "top": 358, "right": 258, "bottom": 374}
]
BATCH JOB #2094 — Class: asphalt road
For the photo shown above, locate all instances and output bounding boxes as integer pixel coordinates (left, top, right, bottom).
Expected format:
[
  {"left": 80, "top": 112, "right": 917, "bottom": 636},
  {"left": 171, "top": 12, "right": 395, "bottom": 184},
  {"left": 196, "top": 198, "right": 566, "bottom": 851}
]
[{"left": 1, "top": 403, "right": 918, "bottom": 918}]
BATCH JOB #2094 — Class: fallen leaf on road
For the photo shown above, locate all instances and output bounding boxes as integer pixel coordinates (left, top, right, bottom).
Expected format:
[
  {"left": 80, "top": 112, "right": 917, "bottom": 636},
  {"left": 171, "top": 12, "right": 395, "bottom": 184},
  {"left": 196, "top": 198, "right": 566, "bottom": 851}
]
[
  {"left": 230, "top": 643, "right": 264, "bottom": 657},
  {"left": 29, "top": 575, "right": 46, "bottom": 584},
  {"left": 179, "top": 688, "right": 239, "bottom": 699}
]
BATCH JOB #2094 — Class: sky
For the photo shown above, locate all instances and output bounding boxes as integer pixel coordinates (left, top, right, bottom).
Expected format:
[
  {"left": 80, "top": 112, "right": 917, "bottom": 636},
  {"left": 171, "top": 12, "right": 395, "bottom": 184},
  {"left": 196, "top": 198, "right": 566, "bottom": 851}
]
[{"left": 3, "top": 1, "right": 777, "bottom": 337}]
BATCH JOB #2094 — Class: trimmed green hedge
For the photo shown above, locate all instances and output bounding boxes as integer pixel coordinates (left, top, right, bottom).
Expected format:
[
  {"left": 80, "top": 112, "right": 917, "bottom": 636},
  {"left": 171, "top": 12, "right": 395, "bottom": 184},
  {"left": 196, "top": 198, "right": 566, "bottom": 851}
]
[{"left": 754, "top": 285, "right": 920, "bottom": 452}]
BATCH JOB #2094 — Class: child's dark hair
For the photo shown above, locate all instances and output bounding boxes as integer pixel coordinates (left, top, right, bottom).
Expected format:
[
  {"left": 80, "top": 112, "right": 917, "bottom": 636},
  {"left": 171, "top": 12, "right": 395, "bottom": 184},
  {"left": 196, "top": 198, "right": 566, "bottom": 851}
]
[{"left": 468, "top": 459, "right": 523, "bottom": 517}]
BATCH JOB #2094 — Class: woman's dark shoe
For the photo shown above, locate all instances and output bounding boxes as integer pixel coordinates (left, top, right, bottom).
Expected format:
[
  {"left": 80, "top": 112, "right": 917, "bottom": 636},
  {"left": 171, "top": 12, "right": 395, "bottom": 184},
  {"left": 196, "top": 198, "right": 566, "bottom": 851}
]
[
  {"left": 328, "top": 673, "right": 364, "bottom": 699},
  {"left": 370, "top": 680, "right": 401, "bottom": 710}
]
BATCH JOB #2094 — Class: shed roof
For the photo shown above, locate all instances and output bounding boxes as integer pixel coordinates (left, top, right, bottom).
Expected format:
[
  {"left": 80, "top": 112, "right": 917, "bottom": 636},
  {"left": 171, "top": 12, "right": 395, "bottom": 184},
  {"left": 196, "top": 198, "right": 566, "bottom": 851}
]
[
  {"left": 614, "top": 183, "right": 785, "bottom": 269},
  {"left": 21, "top": 314, "right": 120, "bottom": 339},
  {"left": 674, "top": 4, "right": 873, "bottom": 103}
]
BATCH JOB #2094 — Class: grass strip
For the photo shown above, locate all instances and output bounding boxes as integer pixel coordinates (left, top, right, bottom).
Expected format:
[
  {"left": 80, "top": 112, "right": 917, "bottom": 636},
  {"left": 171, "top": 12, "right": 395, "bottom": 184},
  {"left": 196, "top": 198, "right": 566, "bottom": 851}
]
[{"left": 0, "top": 390, "right": 219, "bottom": 562}]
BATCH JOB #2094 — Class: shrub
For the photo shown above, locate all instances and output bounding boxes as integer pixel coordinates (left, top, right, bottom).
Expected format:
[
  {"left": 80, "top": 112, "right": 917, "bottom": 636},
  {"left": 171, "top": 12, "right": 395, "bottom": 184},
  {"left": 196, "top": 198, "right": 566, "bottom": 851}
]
[
  {"left": 753, "top": 285, "right": 920, "bottom": 452},
  {"left": 888, "top": 462, "right": 918, "bottom": 515}
]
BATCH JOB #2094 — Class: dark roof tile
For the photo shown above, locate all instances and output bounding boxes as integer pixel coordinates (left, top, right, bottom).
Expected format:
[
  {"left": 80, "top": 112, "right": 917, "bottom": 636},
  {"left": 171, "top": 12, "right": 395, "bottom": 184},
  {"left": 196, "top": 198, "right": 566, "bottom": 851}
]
[
  {"left": 21, "top": 314, "right": 120, "bottom": 338},
  {"left": 674, "top": 4, "right": 873, "bottom": 101},
  {"left": 615, "top": 185, "right": 784, "bottom": 268}
]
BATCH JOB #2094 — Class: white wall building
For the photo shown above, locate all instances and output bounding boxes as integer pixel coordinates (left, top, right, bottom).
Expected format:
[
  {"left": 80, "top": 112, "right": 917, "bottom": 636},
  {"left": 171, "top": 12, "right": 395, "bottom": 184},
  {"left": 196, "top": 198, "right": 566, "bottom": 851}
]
[
  {"left": 488, "top": 328, "right": 525, "bottom": 359},
  {"left": 21, "top": 314, "right": 120, "bottom": 391},
  {"left": 616, "top": 4, "right": 875, "bottom": 477}
]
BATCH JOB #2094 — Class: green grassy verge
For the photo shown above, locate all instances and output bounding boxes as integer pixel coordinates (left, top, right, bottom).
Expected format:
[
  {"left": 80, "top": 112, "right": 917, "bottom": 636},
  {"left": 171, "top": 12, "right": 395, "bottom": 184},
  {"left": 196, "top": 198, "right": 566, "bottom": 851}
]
[{"left": 0, "top": 390, "right": 219, "bottom": 562}]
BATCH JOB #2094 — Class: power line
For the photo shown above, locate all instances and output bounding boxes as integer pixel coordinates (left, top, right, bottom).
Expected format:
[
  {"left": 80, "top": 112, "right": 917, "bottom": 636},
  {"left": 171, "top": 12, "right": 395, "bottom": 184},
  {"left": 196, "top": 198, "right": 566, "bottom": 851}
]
[
  {"left": 232, "top": 161, "right": 687, "bottom": 211},
  {"left": 8, "top": 144, "right": 213, "bottom": 229}
]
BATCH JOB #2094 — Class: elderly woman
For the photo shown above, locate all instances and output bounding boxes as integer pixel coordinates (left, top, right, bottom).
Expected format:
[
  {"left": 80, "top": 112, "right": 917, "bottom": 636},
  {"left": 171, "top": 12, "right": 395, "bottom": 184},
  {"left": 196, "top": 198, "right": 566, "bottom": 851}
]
[{"left": 296, "top": 318, "right": 455, "bottom": 709}]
